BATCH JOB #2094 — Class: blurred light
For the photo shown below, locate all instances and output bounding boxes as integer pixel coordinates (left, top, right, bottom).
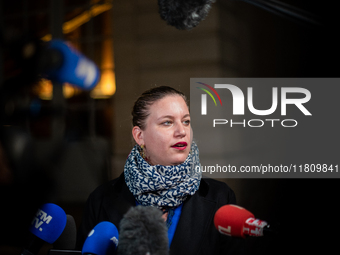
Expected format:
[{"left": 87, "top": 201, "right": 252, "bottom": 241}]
[
  {"left": 63, "top": 3, "right": 112, "bottom": 34},
  {"left": 33, "top": 79, "right": 53, "bottom": 100},
  {"left": 33, "top": 79, "right": 81, "bottom": 100},
  {"left": 91, "top": 69, "right": 116, "bottom": 99},
  {"left": 63, "top": 83, "right": 81, "bottom": 99},
  {"left": 90, "top": 34, "right": 116, "bottom": 98},
  {"left": 41, "top": 3, "right": 112, "bottom": 41}
]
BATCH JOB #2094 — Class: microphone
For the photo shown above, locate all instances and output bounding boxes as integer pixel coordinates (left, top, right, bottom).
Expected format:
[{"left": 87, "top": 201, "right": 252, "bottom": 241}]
[
  {"left": 214, "top": 204, "right": 277, "bottom": 238},
  {"left": 158, "top": 0, "right": 215, "bottom": 30},
  {"left": 53, "top": 214, "right": 77, "bottom": 250},
  {"left": 42, "top": 39, "right": 100, "bottom": 90},
  {"left": 81, "top": 221, "right": 119, "bottom": 255},
  {"left": 117, "top": 205, "right": 168, "bottom": 255},
  {"left": 22, "top": 203, "right": 67, "bottom": 255}
]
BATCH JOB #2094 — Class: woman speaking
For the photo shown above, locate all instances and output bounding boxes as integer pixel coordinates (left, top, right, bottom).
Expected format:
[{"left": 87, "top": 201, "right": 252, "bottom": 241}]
[{"left": 77, "top": 86, "right": 244, "bottom": 254}]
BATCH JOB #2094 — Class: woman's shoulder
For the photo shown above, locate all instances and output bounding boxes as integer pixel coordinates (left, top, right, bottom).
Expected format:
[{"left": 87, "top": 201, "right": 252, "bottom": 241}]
[
  {"left": 199, "top": 176, "right": 236, "bottom": 204},
  {"left": 87, "top": 173, "right": 125, "bottom": 200},
  {"left": 200, "top": 176, "right": 234, "bottom": 192}
]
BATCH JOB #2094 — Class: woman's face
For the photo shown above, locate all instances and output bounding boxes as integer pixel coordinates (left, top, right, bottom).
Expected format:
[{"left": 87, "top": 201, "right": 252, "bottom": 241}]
[{"left": 133, "top": 95, "right": 191, "bottom": 166}]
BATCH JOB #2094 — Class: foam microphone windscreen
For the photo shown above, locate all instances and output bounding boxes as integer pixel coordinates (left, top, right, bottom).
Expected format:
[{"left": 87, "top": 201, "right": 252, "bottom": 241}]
[
  {"left": 53, "top": 215, "right": 77, "bottom": 250},
  {"left": 158, "top": 0, "right": 215, "bottom": 30},
  {"left": 82, "top": 221, "right": 119, "bottom": 255},
  {"left": 29, "top": 203, "right": 67, "bottom": 244},
  {"left": 117, "top": 206, "right": 168, "bottom": 255},
  {"left": 214, "top": 204, "right": 254, "bottom": 238}
]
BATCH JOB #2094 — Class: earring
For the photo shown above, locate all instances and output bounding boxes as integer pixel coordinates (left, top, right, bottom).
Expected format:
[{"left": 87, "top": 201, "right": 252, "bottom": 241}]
[{"left": 140, "top": 144, "right": 146, "bottom": 160}]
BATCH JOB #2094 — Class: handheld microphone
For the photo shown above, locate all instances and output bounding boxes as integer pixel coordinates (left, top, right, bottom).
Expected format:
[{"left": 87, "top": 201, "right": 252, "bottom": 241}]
[
  {"left": 22, "top": 203, "right": 67, "bottom": 255},
  {"left": 53, "top": 214, "right": 77, "bottom": 250},
  {"left": 49, "top": 214, "right": 81, "bottom": 255},
  {"left": 42, "top": 39, "right": 100, "bottom": 90},
  {"left": 117, "top": 205, "right": 168, "bottom": 255},
  {"left": 214, "top": 204, "right": 276, "bottom": 238},
  {"left": 158, "top": 0, "right": 215, "bottom": 30},
  {"left": 81, "top": 221, "right": 119, "bottom": 255}
]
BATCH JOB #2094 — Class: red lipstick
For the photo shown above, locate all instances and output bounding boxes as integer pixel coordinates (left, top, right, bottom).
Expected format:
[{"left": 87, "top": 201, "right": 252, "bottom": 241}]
[{"left": 171, "top": 142, "right": 188, "bottom": 150}]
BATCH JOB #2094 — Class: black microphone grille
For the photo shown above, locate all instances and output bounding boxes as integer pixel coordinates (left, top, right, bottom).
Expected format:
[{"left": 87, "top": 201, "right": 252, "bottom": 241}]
[{"left": 53, "top": 214, "right": 77, "bottom": 250}]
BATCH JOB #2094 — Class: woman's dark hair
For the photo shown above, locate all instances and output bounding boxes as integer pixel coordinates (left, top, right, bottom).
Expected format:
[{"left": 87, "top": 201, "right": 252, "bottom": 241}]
[{"left": 132, "top": 86, "right": 188, "bottom": 130}]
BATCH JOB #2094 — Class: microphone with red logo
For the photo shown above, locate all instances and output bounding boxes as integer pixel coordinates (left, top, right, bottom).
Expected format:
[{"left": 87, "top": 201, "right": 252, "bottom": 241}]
[{"left": 214, "top": 204, "right": 278, "bottom": 238}]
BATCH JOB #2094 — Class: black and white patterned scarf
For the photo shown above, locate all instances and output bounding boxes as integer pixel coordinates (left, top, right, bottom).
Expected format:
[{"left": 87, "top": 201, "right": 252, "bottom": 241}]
[{"left": 124, "top": 142, "right": 202, "bottom": 209}]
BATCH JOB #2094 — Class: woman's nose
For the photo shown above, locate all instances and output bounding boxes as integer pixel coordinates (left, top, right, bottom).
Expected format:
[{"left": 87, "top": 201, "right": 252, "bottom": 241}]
[{"left": 174, "top": 122, "right": 186, "bottom": 137}]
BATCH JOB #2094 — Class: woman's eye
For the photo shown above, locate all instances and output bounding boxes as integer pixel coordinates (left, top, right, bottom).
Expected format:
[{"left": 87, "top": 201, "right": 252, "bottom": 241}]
[
  {"left": 162, "top": 121, "right": 172, "bottom": 125},
  {"left": 183, "top": 120, "right": 190, "bottom": 125}
]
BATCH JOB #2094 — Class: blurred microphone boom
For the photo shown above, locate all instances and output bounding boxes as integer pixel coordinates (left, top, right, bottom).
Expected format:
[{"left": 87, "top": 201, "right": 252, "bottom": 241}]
[
  {"left": 158, "top": 0, "right": 215, "bottom": 30},
  {"left": 81, "top": 221, "right": 119, "bottom": 255},
  {"left": 214, "top": 204, "right": 275, "bottom": 238},
  {"left": 42, "top": 39, "right": 100, "bottom": 90}
]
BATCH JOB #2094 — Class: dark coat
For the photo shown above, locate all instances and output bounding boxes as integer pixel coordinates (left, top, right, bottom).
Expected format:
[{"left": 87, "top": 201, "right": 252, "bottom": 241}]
[{"left": 76, "top": 173, "right": 245, "bottom": 255}]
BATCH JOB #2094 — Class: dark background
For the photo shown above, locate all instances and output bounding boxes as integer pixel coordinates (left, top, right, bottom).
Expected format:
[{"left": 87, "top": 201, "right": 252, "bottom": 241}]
[{"left": 1, "top": 0, "right": 339, "bottom": 254}]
